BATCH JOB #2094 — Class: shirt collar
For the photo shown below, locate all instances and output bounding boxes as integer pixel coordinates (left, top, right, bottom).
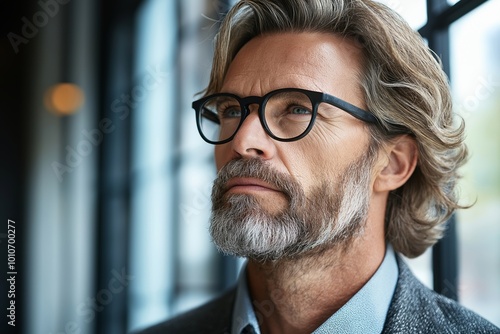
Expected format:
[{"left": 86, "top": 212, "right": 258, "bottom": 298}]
[
  {"left": 312, "top": 244, "right": 398, "bottom": 333},
  {"left": 231, "top": 244, "right": 398, "bottom": 334},
  {"left": 232, "top": 264, "right": 261, "bottom": 334}
]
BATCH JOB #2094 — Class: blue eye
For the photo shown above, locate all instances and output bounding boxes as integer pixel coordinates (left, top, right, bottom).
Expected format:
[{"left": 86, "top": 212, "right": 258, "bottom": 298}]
[
  {"left": 290, "top": 106, "right": 312, "bottom": 115},
  {"left": 220, "top": 107, "right": 242, "bottom": 118}
]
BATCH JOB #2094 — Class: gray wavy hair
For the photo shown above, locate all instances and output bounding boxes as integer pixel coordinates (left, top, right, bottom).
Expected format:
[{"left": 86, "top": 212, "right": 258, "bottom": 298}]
[{"left": 204, "top": 0, "right": 468, "bottom": 258}]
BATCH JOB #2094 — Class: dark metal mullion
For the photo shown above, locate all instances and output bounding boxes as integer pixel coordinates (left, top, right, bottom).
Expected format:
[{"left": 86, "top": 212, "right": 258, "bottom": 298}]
[
  {"left": 96, "top": 4, "right": 134, "bottom": 334},
  {"left": 425, "top": 0, "right": 459, "bottom": 301},
  {"left": 419, "top": 0, "right": 490, "bottom": 36},
  {"left": 433, "top": 216, "right": 459, "bottom": 300}
]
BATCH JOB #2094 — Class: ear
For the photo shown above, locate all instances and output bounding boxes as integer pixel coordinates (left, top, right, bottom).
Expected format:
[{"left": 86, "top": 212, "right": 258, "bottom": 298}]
[{"left": 374, "top": 135, "right": 418, "bottom": 193}]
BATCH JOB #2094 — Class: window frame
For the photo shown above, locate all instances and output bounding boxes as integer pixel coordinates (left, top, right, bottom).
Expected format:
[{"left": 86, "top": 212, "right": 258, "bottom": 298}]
[{"left": 419, "top": 0, "right": 493, "bottom": 301}]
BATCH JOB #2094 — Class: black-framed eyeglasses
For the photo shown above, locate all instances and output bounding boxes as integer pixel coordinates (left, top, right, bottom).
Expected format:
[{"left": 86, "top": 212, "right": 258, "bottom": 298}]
[{"left": 192, "top": 87, "right": 379, "bottom": 145}]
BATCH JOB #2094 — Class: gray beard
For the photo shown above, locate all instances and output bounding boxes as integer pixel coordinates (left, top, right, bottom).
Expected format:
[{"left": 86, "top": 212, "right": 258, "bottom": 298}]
[{"left": 210, "top": 153, "right": 375, "bottom": 262}]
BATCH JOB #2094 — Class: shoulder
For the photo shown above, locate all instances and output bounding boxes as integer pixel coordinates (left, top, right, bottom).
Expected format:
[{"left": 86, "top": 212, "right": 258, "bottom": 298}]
[
  {"left": 383, "top": 257, "right": 500, "bottom": 334},
  {"left": 134, "top": 288, "right": 236, "bottom": 334}
]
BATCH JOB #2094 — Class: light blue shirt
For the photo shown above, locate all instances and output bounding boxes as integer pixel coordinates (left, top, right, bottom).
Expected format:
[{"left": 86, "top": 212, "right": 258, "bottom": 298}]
[{"left": 231, "top": 244, "right": 398, "bottom": 334}]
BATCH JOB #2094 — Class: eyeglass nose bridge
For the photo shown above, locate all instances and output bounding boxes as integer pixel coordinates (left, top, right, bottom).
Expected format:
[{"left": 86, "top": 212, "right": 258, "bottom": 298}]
[
  {"left": 230, "top": 95, "right": 271, "bottom": 140},
  {"left": 237, "top": 95, "right": 267, "bottom": 124},
  {"left": 239, "top": 95, "right": 265, "bottom": 113}
]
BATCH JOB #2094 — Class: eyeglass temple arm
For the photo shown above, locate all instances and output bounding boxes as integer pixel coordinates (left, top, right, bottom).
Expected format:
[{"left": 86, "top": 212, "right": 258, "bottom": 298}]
[
  {"left": 322, "top": 94, "right": 378, "bottom": 124},
  {"left": 201, "top": 107, "right": 221, "bottom": 125}
]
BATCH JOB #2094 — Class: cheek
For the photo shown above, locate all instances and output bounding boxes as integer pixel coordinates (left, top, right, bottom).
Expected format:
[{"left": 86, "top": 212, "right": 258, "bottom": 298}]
[
  {"left": 282, "top": 140, "right": 335, "bottom": 193},
  {"left": 293, "top": 126, "right": 341, "bottom": 169},
  {"left": 290, "top": 123, "right": 370, "bottom": 182},
  {"left": 214, "top": 145, "right": 230, "bottom": 171}
]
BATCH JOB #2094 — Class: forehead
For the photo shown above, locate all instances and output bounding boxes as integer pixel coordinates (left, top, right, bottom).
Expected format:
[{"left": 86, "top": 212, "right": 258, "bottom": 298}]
[{"left": 221, "top": 32, "right": 366, "bottom": 99}]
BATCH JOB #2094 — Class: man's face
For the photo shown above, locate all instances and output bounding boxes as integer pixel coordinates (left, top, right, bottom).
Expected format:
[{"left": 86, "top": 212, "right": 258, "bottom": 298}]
[{"left": 210, "top": 32, "right": 378, "bottom": 261}]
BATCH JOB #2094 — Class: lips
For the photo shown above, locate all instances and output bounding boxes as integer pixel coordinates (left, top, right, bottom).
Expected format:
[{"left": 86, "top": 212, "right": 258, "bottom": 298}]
[{"left": 225, "top": 177, "right": 281, "bottom": 194}]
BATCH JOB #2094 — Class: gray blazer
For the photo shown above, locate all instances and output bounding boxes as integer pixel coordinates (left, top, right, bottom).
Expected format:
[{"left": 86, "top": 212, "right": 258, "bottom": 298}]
[{"left": 137, "top": 258, "right": 499, "bottom": 333}]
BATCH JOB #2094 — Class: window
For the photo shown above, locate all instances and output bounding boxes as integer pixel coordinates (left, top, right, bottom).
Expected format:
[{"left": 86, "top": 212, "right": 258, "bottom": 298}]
[{"left": 450, "top": 0, "right": 500, "bottom": 325}]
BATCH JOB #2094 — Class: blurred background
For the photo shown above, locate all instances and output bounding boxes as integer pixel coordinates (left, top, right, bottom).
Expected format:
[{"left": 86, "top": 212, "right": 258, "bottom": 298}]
[{"left": 0, "top": 0, "right": 499, "bottom": 333}]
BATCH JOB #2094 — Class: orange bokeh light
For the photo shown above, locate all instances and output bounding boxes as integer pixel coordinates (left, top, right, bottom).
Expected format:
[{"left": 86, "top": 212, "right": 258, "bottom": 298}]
[{"left": 44, "top": 83, "right": 84, "bottom": 115}]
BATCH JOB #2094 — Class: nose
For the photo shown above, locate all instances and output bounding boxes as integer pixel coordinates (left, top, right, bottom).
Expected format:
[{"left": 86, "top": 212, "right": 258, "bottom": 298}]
[{"left": 230, "top": 107, "right": 276, "bottom": 160}]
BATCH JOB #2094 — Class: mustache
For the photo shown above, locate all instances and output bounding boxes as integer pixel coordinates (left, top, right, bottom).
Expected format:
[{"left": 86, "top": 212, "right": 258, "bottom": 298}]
[{"left": 212, "top": 158, "right": 302, "bottom": 201}]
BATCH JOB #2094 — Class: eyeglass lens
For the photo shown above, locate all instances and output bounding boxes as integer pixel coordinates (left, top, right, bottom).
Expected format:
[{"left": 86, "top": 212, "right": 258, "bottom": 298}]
[{"left": 198, "top": 90, "right": 314, "bottom": 143}]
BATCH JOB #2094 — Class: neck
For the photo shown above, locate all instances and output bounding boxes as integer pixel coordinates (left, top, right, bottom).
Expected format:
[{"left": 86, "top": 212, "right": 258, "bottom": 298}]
[{"left": 246, "top": 237, "right": 386, "bottom": 334}]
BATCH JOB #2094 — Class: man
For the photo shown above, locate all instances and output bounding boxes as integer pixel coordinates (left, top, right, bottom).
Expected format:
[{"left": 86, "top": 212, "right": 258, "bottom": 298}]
[{"left": 139, "top": 0, "right": 499, "bottom": 333}]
